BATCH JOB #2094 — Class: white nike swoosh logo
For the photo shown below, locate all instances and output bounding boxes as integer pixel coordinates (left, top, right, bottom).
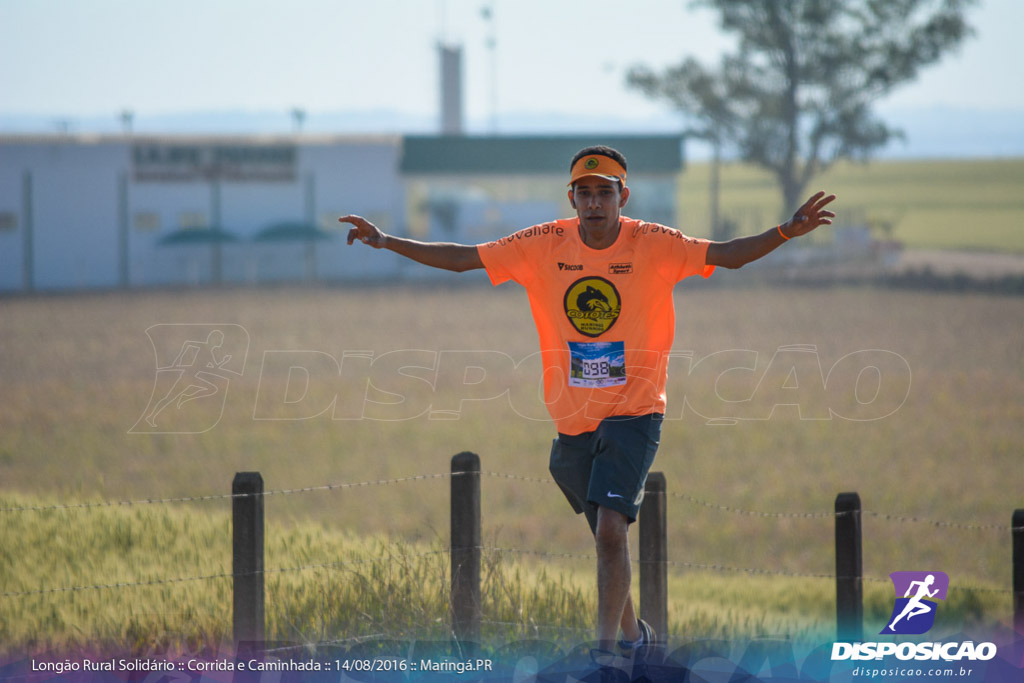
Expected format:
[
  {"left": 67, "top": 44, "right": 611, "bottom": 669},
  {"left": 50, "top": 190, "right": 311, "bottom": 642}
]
[{"left": 606, "top": 491, "right": 624, "bottom": 499}]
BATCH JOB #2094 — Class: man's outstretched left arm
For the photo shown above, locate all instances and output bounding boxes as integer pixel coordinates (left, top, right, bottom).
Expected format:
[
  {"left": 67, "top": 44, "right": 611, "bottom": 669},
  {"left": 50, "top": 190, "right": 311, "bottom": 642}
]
[{"left": 706, "top": 191, "right": 837, "bottom": 270}]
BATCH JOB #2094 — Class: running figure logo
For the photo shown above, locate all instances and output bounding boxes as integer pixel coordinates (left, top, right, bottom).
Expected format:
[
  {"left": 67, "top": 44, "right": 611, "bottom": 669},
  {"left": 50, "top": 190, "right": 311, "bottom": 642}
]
[
  {"left": 130, "top": 324, "right": 249, "bottom": 434},
  {"left": 880, "top": 571, "right": 949, "bottom": 635}
]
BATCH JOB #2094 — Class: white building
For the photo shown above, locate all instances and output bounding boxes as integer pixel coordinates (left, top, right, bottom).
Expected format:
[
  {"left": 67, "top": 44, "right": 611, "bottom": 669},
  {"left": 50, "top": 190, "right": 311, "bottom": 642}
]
[
  {"left": 0, "top": 134, "right": 405, "bottom": 290},
  {"left": 0, "top": 133, "right": 685, "bottom": 291}
]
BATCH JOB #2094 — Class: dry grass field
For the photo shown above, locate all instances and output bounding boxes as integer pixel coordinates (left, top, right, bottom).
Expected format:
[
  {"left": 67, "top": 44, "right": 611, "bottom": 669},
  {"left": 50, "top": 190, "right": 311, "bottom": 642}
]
[
  {"left": 677, "top": 158, "right": 1024, "bottom": 254},
  {"left": 1, "top": 281, "right": 1022, "bottom": 650}
]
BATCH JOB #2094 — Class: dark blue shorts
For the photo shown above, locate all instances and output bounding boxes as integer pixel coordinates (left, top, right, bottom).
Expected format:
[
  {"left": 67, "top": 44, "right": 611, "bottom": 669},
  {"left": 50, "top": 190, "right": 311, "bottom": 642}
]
[{"left": 548, "top": 413, "right": 663, "bottom": 531}]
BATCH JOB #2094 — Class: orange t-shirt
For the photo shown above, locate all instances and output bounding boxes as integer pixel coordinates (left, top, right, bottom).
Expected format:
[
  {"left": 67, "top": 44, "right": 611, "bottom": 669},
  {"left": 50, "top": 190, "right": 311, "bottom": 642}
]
[{"left": 477, "top": 217, "right": 714, "bottom": 435}]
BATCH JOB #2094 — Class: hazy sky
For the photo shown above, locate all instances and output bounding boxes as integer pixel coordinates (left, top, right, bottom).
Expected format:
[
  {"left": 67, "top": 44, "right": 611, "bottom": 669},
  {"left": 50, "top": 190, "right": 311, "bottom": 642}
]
[{"left": 1, "top": 0, "right": 1021, "bottom": 127}]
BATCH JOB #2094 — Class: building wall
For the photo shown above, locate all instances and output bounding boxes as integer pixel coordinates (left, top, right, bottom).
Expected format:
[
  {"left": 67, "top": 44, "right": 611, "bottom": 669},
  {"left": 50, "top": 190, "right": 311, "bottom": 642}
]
[
  {"left": 0, "top": 155, "right": 29, "bottom": 290},
  {"left": 0, "top": 135, "right": 406, "bottom": 291},
  {"left": 0, "top": 134, "right": 685, "bottom": 292},
  {"left": 1, "top": 140, "right": 128, "bottom": 290}
]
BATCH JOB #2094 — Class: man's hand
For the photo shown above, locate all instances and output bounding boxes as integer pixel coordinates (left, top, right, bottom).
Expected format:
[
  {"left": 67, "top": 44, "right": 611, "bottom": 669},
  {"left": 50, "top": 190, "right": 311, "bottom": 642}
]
[
  {"left": 706, "top": 190, "right": 838, "bottom": 269},
  {"left": 781, "top": 191, "right": 837, "bottom": 239},
  {"left": 337, "top": 214, "right": 484, "bottom": 272},
  {"left": 340, "top": 214, "right": 387, "bottom": 248}
]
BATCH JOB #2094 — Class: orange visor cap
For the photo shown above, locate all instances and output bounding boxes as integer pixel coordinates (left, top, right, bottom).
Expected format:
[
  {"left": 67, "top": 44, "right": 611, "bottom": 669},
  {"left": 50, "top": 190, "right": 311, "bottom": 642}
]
[{"left": 568, "top": 155, "right": 627, "bottom": 186}]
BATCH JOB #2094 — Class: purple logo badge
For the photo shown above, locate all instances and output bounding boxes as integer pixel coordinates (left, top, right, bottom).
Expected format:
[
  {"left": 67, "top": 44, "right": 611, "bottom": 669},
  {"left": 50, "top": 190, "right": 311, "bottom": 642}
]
[{"left": 880, "top": 571, "right": 949, "bottom": 635}]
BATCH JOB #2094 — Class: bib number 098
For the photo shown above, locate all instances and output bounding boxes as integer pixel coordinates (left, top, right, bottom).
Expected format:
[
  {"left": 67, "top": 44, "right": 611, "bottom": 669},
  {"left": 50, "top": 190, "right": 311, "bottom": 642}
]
[
  {"left": 583, "top": 359, "right": 611, "bottom": 378},
  {"left": 567, "top": 340, "right": 626, "bottom": 389}
]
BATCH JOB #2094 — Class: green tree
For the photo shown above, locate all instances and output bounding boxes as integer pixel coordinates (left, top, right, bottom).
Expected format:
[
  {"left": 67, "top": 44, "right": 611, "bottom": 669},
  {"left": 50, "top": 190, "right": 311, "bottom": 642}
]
[{"left": 628, "top": 0, "right": 976, "bottom": 219}]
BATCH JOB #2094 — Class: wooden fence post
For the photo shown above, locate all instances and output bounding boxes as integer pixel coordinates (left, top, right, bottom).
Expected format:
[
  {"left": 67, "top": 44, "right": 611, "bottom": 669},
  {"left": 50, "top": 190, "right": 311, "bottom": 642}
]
[
  {"left": 1013, "top": 509, "right": 1024, "bottom": 635},
  {"left": 639, "top": 472, "right": 668, "bottom": 642},
  {"left": 233, "top": 472, "right": 265, "bottom": 650},
  {"left": 835, "top": 492, "right": 863, "bottom": 642},
  {"left": 451, "top": 452, "right": 481, "bottom": 646}
]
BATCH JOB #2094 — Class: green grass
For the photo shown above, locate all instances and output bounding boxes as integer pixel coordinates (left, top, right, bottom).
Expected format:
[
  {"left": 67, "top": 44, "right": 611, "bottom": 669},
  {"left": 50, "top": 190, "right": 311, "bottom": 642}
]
[
  {"left": 2, "top": 492, "right": 1004, "bottom": 656},
  {"left": 677, "top": 158, "right": 1024, "bottom": 252},
  {"left": 0, "top": 491, "right": 595, "bottom": 656},
  {"left": 1, "top": 284, "right": 1021, "bottom": 653}
]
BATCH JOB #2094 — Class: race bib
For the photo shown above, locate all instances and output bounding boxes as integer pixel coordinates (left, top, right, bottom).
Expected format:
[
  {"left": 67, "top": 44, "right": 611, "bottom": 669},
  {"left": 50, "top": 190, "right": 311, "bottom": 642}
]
[{"left": 568, "top": 341, "right": 627, "bottom": 388}]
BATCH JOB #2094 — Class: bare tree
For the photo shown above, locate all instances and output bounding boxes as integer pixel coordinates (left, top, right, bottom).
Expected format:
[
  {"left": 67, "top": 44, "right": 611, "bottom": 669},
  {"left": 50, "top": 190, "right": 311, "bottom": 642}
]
[{"left": 628, "top": 0, "right": 977, "bottom": 218}]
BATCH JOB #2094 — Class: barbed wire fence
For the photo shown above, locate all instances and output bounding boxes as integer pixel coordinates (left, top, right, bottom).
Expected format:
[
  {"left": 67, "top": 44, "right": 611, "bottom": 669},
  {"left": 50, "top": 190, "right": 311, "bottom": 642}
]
[{"left": 2, "top": 458, "right": 1022, "bottom": 654}]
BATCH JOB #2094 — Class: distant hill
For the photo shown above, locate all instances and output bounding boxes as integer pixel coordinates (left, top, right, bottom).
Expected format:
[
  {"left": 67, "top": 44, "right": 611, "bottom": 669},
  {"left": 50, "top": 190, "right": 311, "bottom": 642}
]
[{"left": 1, "top": 105, "right": 1021, "bottom": 160}]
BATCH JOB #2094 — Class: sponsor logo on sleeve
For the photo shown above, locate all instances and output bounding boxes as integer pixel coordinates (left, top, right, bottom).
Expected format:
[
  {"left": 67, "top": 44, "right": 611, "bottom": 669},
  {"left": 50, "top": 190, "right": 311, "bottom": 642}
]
[
  {"left": 490, "top": 223, "right": 565, "bottom": 247},
  {"left": 632, "top": 222, "right": 701, "bottom": 243}
]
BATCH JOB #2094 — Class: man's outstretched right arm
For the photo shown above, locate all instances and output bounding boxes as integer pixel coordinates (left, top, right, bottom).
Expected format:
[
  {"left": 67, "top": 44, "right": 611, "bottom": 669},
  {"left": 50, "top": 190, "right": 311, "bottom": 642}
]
[{"left": 340, "top": 215, "right": 484, "bottom": 273}]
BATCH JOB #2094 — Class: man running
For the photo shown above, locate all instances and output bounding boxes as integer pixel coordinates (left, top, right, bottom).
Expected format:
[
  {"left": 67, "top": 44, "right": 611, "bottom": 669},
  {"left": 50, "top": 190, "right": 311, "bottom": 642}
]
[
  {"left": 340, "top": 145, "right": 835, "bottom": 657},
  {"left": 888, "top": 574, "right": 940, "bottom": 632},
  {"left": 143, "top": 329, "right": 232, "bottom": 427}
]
